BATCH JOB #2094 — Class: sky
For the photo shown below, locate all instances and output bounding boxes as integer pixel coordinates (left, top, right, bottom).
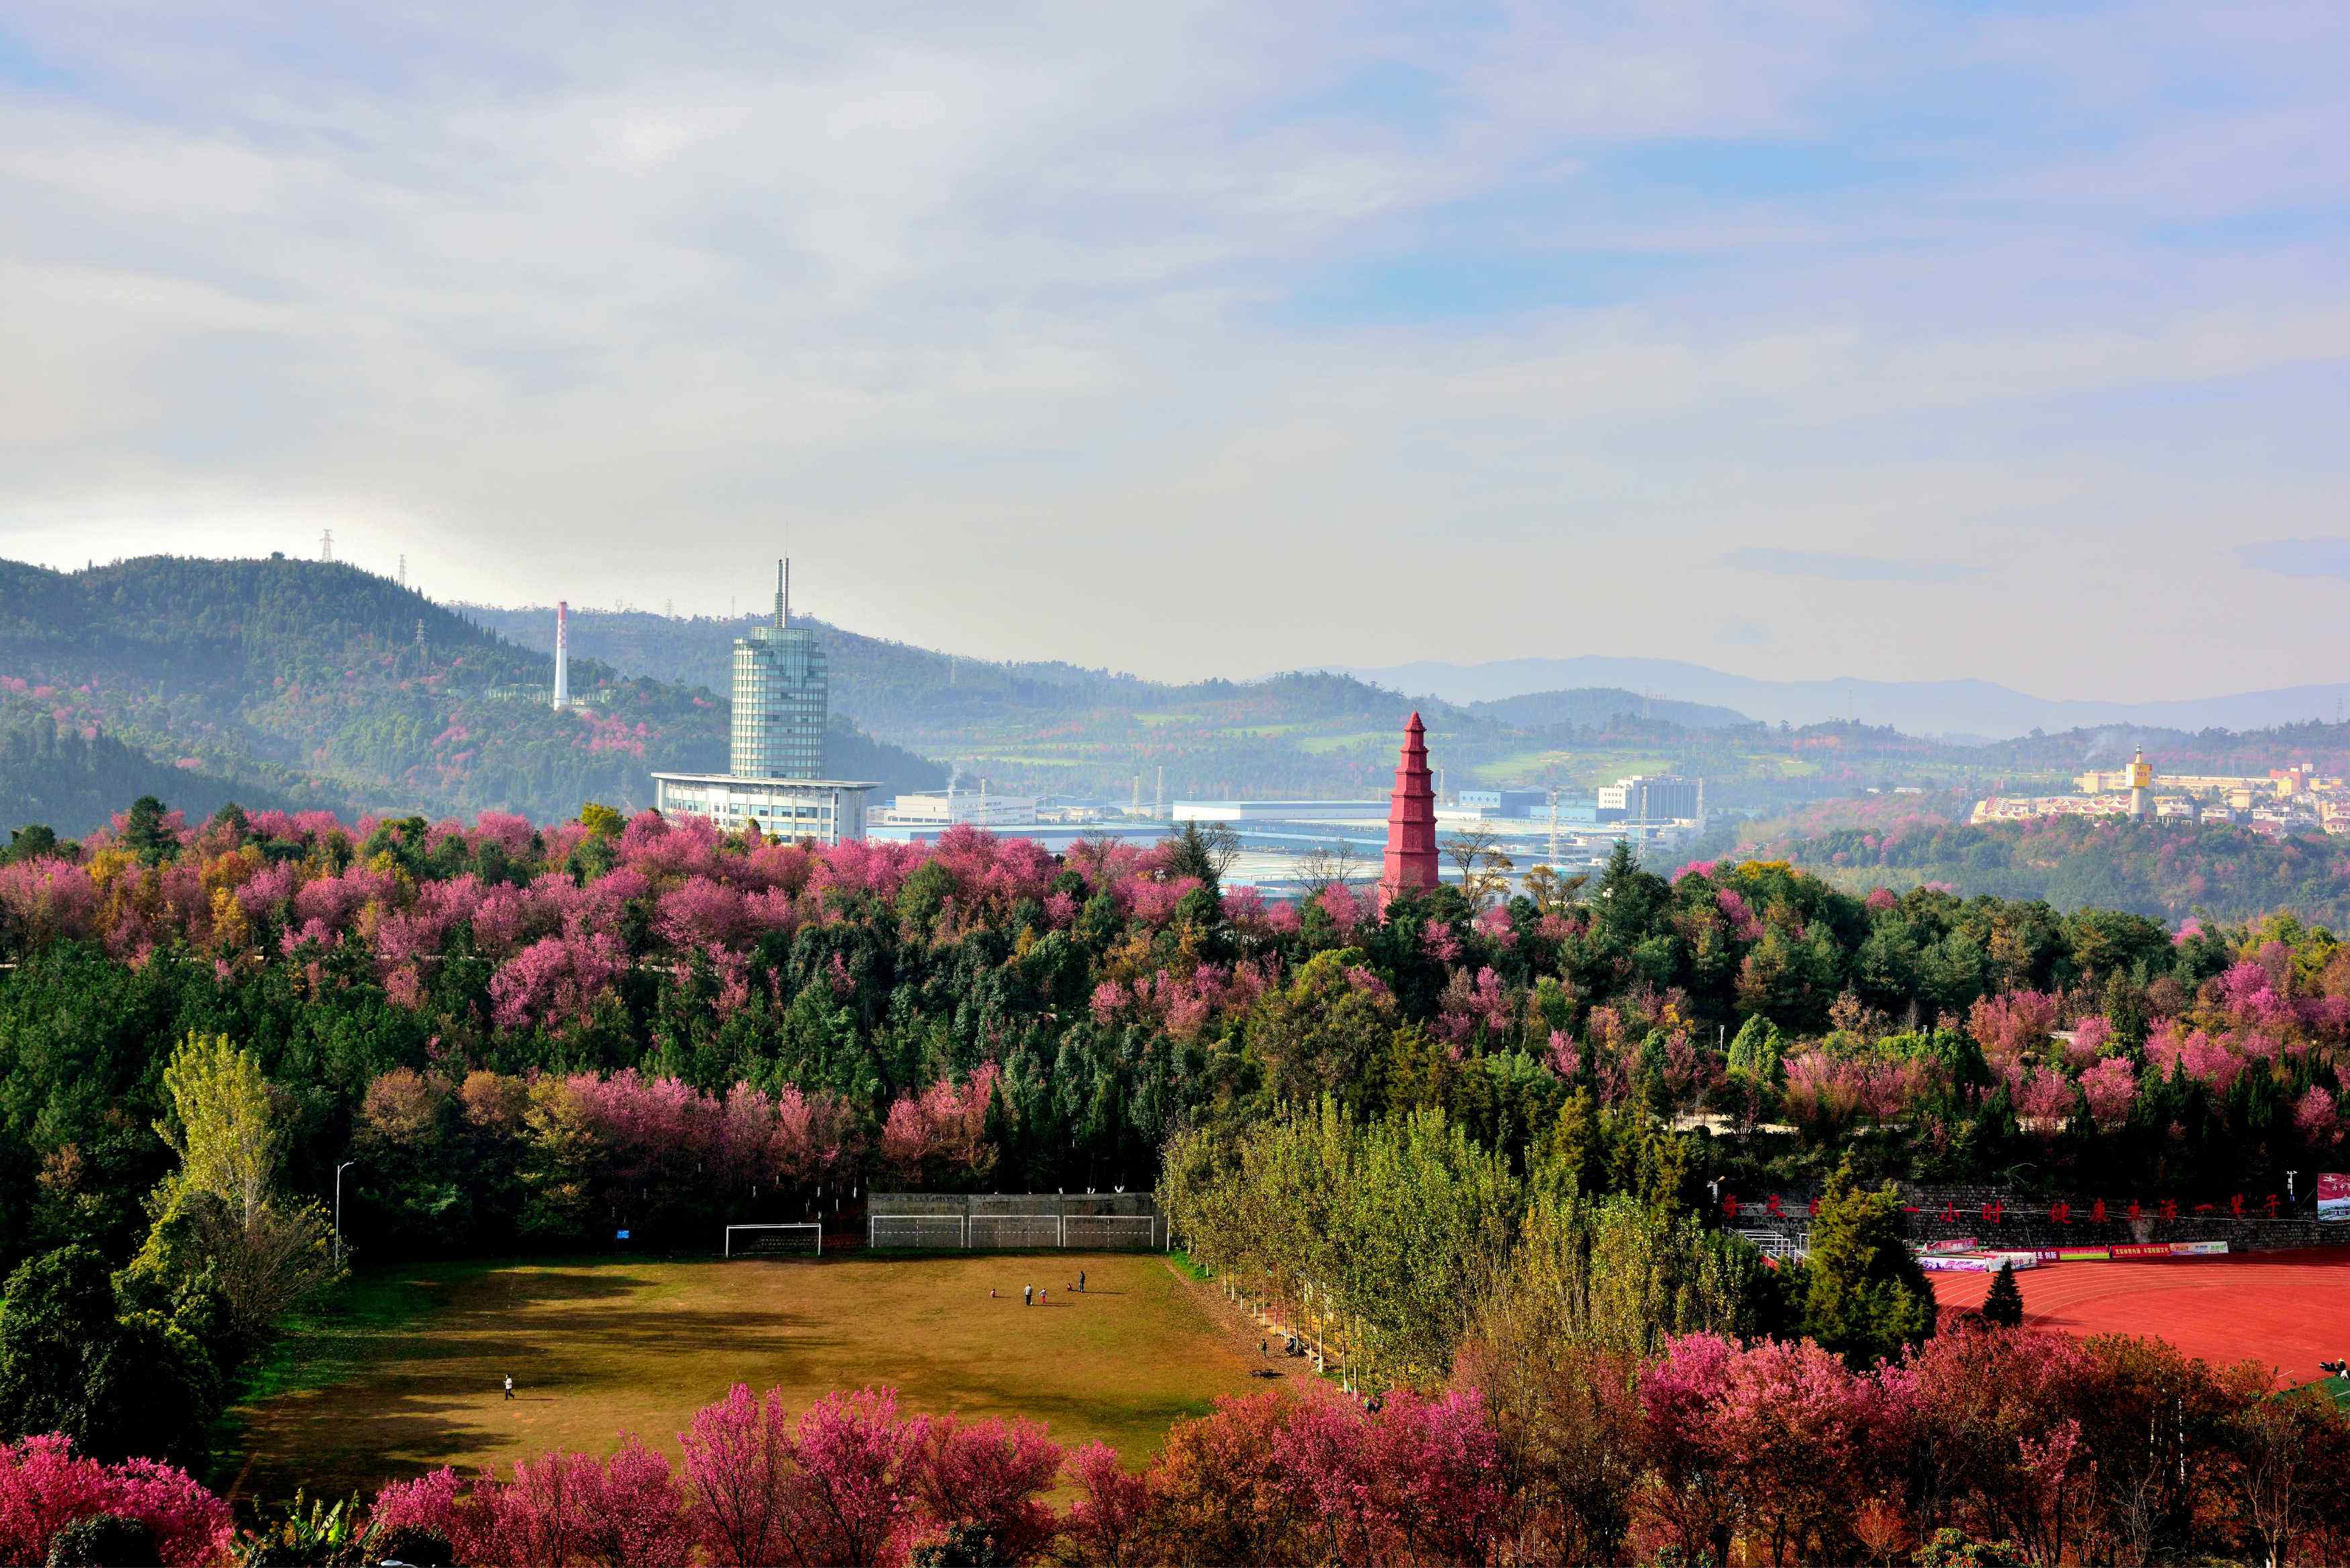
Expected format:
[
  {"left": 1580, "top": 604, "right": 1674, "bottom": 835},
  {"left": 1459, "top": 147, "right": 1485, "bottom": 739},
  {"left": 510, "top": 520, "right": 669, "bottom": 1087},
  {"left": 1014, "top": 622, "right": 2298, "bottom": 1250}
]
[{"left": 1, "top": 1, "right": 2344, "bottom": 701}]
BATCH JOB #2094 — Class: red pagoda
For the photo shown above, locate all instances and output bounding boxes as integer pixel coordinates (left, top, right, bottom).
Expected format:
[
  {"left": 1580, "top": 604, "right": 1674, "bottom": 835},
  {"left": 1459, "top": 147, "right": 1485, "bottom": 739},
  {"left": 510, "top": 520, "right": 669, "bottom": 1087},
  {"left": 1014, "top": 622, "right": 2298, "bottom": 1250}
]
[{"left": 1378, "top": 712, "right": 1440, "bottom": 912}]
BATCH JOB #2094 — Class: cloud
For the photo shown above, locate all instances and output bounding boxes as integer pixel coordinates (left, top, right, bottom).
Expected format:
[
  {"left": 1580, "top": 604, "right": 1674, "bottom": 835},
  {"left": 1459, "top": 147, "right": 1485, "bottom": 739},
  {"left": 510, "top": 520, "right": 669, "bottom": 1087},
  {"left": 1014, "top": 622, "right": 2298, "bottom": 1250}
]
[
  {"left": 1720, "top": 548, "right": 1985, "bottom": 584},
  {"left": 2235, "top": 538, "right": 2350, "bottom": 581},
  {"left": 0, "top": 1, "right": 2340, "bottom": 704}
]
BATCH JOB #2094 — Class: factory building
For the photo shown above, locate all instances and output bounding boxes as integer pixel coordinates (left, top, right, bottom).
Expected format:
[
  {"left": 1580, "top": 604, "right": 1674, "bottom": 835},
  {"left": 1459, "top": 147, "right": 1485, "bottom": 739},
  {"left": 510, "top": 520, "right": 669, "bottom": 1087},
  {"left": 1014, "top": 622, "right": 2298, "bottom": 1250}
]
[
  {"left": 1456, "top": 788, "right": 1548, "bottom": 818},
  {"left": 653, "top": 560, "right": 876, "bottom": 845},
  {"left": 1172, "top": 799, "right": 1388, "bottom": 822},
  {"left": 1597, "top": 774, "right": 1703, "bottom": 822},
  {"left": 880, "top": 789, "right": 1039, "bottom": 828}
]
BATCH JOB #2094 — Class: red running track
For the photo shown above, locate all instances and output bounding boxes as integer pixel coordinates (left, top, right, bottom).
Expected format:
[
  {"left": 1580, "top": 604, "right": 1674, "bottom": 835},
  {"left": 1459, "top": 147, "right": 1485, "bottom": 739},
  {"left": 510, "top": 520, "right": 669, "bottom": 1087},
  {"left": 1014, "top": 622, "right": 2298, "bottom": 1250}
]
[{"left": 1930, "top": 1246, "right": 2350, "bottom": 1384}]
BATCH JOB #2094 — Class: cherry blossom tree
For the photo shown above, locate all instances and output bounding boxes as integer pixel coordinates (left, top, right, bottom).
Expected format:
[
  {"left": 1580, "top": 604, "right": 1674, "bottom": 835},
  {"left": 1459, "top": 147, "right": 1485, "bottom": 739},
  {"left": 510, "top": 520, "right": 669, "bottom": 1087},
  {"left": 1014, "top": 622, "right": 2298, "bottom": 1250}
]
[
  {"left": 1055, "top": 1442, "right": 1152, "bottom": 1568},
  {"left": 679, "top": 1384, "right": 793, "bottom": 1568},
  {"left": 2078, "top": 1055, "right": 2138, "bottom": 1133},
  {"left": 909, "top": 1414, "right": 1062, "bottom": 1562},
  {"left": 0, "top": 1435, "right": 234, "bottom": 1568},
  {"left": 1968, "top": 990, "right": 2060, "bottom": 1065},
  {"left": 783, "top": 1387, "right": 925, "bottom": 1568}
]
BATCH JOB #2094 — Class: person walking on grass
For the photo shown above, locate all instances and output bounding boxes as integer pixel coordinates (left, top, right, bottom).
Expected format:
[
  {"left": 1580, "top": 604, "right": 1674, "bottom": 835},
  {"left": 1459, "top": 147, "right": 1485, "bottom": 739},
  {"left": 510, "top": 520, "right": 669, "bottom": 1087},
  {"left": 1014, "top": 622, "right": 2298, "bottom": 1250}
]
[
  {"left": 503, "top": 1374, "right": 514, "bottom": 1402},
  {"left": 1024, "top": 1284, "right": 1033, "bottom": 1307}
]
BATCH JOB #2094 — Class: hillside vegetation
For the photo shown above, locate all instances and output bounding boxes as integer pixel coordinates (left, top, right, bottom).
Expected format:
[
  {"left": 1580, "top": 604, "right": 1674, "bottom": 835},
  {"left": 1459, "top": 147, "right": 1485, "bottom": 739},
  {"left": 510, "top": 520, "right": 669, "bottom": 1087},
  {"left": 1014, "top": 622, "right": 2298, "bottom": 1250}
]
[
  {"left": 1713, "top": 812, "right": 2350, "bottom": 928},
  {"left": 0, "top": 557, "right": 939, "bottom": 833}
]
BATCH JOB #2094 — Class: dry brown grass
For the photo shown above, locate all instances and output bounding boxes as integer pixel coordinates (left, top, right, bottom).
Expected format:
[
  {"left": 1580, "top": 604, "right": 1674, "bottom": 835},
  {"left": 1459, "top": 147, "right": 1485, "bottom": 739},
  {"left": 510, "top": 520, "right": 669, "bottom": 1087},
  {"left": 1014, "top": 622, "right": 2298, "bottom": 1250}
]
[{"left": 226, "top": 1251, "right": 1269, "bottom": 1504}]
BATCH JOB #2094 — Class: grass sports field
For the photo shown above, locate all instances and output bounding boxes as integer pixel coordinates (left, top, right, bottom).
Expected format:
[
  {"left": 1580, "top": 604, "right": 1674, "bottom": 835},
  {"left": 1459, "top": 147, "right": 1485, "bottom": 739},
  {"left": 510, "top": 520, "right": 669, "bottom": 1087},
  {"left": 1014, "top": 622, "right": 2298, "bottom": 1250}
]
[
  {"left": 1929, "top": 1247, "right": 2350, "bottom": 1386},
  {"left": 223, "top": 1251, "right": 1264, "bottom": 1504}
]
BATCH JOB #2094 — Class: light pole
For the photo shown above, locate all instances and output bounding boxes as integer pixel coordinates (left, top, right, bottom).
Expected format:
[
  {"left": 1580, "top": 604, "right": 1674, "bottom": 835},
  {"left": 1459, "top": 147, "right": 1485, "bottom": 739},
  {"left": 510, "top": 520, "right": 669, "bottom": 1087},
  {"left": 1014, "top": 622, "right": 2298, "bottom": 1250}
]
[{"left": 334, "top": 1161, "right": 357, "bottom": 1269}]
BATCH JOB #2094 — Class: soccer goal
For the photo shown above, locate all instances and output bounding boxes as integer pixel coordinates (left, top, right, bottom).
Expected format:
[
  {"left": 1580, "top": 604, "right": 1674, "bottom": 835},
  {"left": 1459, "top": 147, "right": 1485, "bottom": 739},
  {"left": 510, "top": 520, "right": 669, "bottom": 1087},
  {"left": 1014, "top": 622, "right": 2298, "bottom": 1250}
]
[
  {"left": 869, "top": 1214, "right": 967, "bottom": 1250},
  {"left": 1062, "top": 1215, "right": 1158, "bottom": 1251},
  {"left": 1736, "top": 1228, "right": 1807, "bottom": 1262},
  {"left": 966, "top": 1214, "right": 1064, "bottom": 1251},
  {"left": 725, "top": 1222, "right": 823, "bottom": 1259}
]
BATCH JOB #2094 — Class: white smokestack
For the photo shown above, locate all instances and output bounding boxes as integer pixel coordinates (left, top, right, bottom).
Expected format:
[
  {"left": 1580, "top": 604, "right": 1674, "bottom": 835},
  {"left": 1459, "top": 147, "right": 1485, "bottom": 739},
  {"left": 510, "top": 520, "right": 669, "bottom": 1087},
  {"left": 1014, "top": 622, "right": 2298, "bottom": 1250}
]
[{"left": 553, "top": 601, "right": 570, "bottom": 710}]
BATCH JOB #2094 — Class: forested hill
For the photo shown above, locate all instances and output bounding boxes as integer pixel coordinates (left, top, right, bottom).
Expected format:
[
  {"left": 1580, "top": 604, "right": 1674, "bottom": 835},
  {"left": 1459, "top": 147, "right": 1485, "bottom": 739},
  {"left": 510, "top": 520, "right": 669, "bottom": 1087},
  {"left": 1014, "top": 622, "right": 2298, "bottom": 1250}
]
[
  {"left": 457, "top": 601, "right": 1470, "bottom": 738},
  {"left": 1713, "top": 812, "right": 2350, "bottom": 928},
  {"left": 1468, "top": 687, "right": 1752, "bottom": 731},
  {"left": 0, "top": 717, "right": 333, "bottom": 848},
  {"left": 0, "top": 556, "right": 940, "bottom": 834}
]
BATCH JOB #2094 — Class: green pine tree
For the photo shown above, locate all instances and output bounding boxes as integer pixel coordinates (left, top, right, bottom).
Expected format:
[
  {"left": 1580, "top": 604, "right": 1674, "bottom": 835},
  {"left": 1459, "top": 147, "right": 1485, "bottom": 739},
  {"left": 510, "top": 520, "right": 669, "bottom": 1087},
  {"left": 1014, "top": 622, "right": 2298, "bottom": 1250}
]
[
  {"left": 1798, "top": 1155, "right": 1936, "bottom": 1367},
  {"left": 120, "top": 794, "right": 179, "bottom": 864},
  {"left": 1979, "top": 1259, "right": 2024, "bottom": 1328}
]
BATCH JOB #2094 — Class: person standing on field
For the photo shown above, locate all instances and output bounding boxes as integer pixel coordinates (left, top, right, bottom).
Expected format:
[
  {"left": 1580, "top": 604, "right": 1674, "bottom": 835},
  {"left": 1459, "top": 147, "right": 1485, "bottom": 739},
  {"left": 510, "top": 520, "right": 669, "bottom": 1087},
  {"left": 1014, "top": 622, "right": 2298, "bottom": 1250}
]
[
  {"left": 1024, "top": 1284, "right": 1033, "bottom": 1307},
  {"left": 503, "top": 1374, "right": 514, "bottom": 1402},
  {"left": 1079, "top": 1269, "right": 1086, "bottom": 1292}
]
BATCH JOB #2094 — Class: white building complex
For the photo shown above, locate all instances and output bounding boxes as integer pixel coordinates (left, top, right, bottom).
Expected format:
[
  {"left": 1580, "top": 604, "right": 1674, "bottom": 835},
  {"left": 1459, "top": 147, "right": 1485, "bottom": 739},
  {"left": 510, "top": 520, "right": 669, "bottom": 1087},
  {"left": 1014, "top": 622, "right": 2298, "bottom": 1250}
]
[
  {"left": 878, "top": 789, "right": 1039, "bottom": 828},
  {"left": 652, "top": 560, "right": 877, "bottom": 844}
]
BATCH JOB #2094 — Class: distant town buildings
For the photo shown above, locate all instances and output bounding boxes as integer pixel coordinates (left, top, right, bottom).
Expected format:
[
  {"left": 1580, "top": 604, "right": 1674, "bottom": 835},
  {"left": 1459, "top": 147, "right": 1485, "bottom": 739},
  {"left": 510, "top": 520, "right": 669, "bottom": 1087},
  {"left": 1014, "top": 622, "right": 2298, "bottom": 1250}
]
[
  {"left": 1972, "top": 748, "right": 2347, "bottom": 835},
  {"left": 652, "top": 560, "right": 876, "bottom": 845}
]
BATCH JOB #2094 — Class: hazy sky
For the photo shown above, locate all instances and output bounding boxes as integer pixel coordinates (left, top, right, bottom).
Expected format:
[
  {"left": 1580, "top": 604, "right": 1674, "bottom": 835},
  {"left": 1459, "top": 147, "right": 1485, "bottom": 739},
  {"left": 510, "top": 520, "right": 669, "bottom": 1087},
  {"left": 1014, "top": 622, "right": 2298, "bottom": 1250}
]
[{"left": 2, "top": 1, "right": 2344, "bottom": 699}]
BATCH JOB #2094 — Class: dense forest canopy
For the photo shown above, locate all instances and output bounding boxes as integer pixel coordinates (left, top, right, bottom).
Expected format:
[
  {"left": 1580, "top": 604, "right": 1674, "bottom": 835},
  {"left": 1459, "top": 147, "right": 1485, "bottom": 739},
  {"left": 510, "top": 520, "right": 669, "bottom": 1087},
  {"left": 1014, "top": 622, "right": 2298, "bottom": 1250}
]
[
  {"left": 1, "top": 793, "right": 2339, "bottom": 1286},
  {"left": 0, "top": 791, "right": 2343, "bottom": 1565}
]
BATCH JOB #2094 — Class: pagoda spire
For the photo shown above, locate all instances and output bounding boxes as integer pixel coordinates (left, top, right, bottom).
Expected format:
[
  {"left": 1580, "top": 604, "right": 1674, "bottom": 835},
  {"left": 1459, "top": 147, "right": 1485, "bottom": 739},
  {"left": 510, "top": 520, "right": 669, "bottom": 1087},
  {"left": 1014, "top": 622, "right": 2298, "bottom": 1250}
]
[{"left": 1378, "top": 712, "right": 1440, "bottom": 913}]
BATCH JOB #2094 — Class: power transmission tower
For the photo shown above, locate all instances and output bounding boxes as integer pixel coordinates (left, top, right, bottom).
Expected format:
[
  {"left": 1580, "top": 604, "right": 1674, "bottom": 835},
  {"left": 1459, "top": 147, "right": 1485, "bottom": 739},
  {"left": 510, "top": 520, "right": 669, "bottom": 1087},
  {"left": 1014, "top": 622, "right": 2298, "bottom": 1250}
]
[
  {"left": 397, "top": 552, "right": 408, "bottom": 587},
  {"left": 319, "top": 529, "right": 334, "bottom": 562}
]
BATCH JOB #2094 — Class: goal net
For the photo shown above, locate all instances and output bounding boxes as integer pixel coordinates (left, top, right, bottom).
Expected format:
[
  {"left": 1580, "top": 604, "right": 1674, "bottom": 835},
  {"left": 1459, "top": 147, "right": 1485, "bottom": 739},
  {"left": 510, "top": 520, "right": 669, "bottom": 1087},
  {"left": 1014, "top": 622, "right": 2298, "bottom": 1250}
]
[
  {"left": 966, "top": 1214, "right": 1063, "bottom": 1251},
  {"left": 1062, "top": 1215, "right": 1158, "bottom": 1251},
  {"left": 869, "top": 1214, "right": 966, "bottom": 1250},
  {"left": 725, "top": 1222, "right": 822, "bottom": 1259}
]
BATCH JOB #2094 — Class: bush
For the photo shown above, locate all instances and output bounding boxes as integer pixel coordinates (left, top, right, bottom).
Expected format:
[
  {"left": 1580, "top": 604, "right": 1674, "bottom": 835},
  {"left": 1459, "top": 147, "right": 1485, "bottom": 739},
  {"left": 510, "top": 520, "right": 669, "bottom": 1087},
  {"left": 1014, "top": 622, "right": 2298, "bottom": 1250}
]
[
  {"left": 1911, "top": 1526, "right": 2026, "bottom": 1567},
  {"left": 44, "top": 1513, "right": 160, "bottom": 1568}
]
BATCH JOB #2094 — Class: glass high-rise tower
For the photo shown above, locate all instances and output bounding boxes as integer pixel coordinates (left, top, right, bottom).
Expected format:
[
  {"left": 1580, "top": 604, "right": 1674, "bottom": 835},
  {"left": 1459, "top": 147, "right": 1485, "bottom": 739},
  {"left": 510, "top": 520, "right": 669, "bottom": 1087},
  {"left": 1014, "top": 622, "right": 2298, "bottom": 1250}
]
[{"left": 731, "top": 560, "right": 827, "bottom": 779}]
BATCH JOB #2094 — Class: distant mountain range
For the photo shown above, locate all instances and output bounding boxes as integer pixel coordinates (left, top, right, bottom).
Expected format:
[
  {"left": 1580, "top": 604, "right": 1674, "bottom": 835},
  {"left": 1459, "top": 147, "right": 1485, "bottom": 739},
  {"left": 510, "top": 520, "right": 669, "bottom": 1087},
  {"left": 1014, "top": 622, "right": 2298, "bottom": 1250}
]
[
  {"left": 1334, "top": 656, "right": 2347, "bottom": 742},
  {"left": 4, "top": 557, "right": 2341, "bottom": 837}
]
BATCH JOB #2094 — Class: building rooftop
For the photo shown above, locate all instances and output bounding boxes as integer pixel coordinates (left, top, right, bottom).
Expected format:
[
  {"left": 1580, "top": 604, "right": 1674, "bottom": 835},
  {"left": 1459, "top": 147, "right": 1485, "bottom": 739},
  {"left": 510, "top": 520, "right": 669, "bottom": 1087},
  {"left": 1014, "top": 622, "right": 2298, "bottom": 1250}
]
[{"left": 651, "top": 771, "right": 881, "bottom": 789}]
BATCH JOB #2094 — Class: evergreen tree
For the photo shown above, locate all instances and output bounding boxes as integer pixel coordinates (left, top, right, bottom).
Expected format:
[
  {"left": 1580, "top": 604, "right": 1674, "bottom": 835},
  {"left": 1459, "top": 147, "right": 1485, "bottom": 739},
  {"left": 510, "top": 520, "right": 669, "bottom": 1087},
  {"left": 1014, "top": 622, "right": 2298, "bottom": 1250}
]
[
  {"left": 0, "top": 1245, "right": 219, "bottom": 1467},
  {"left": 120, "top": 795, "right": 179, "bottom": 865},
  {"left": 1797, "top": 1156, "right": 1936, "bottom": 1367},
  {"left": 1980, "top": 1259, "right": 2024, "bottom": 1328},
  {"left": 1726, "top": 1015, "right": 1785, "bottom": 1083}
]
